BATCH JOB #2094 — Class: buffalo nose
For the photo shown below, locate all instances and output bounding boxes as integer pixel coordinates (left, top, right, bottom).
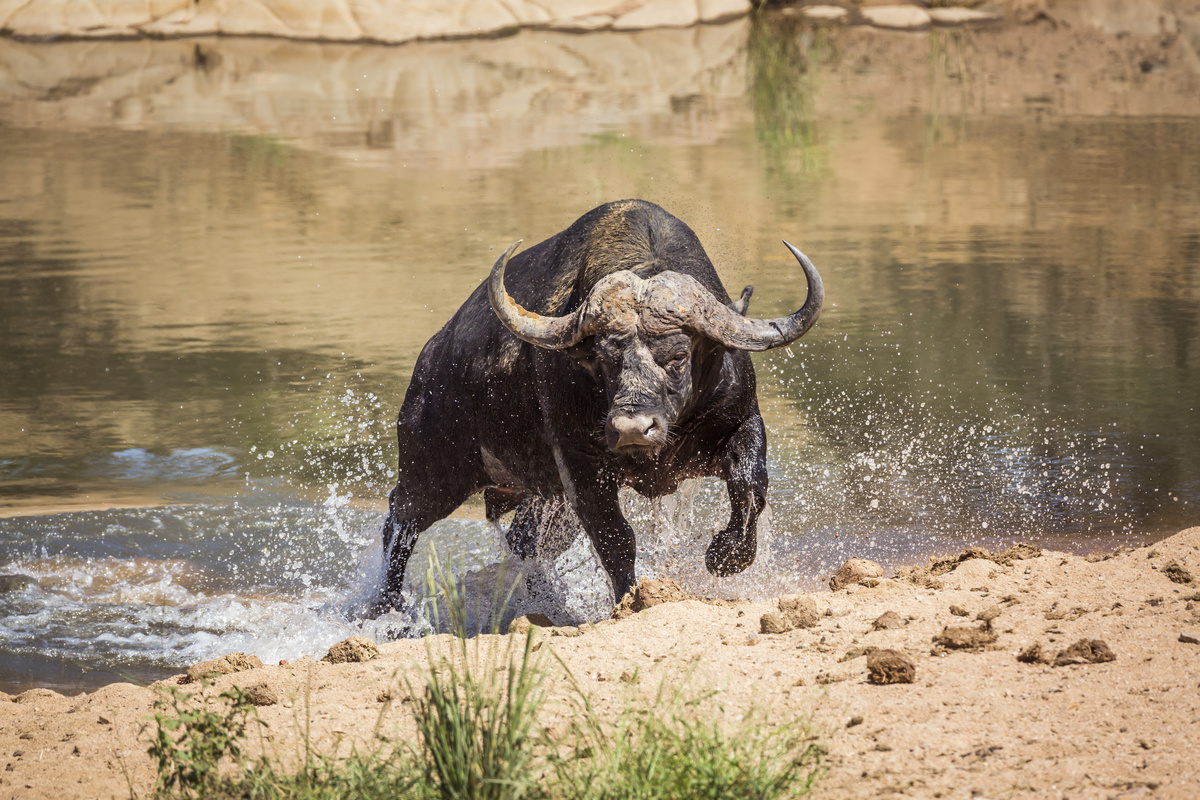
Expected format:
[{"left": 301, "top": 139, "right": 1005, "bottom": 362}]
[{"left": 607, "top": 414, "right": 661, "bottom": 450}]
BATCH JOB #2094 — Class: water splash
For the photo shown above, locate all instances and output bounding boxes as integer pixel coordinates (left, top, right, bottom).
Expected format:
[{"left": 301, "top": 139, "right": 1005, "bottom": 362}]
[{"left": 0, "top": 350, "right": 1178, "bottom": 693}]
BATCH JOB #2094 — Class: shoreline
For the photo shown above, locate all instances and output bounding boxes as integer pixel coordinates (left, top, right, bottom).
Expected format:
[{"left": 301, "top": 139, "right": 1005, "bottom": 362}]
[{"left": 2, "top": 525, "right": 1198, "bottom": 798}]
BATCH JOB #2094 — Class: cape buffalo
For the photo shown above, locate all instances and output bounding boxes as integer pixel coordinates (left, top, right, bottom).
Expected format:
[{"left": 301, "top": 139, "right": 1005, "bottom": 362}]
[{"left": 380, "top": 199, "right": 822, "bottom": 610}]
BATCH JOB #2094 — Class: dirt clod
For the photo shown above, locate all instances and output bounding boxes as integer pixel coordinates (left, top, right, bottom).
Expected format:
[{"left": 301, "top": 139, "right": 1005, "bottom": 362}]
[
  {"left": 322, "top": 636, "right": 380, "bottom": 664},
  {"left": 996, "top": 543, "right": 1042, "bottom": 563},
  {"left": 1163, "top": 561, "right": 1194, "bottom": 584},
  {"left": 934, "top": 624, "right": 998, "bottom": 651},
  {"left": 759, "top": 611, "right": 791, "bottom": 635},
  {"left": 839, "top": 645, "right": 878, "bottom": 662},
  {"left": 185, "top": 652, "right": 263, "bottom": 683},
  {"left": 910, "top": 543, "right": 1044, "bottom": 583},
  {"left": 872, "top": 610, "right": 904, "bottom": 630},
  {"left": 239, "top": 682, "right": 278, "bottom": 706},
  {"left": 976, "top": 605, "right": 1001, "bottom": 624},
  {"left": 867, "top": 649, "right": 916, "bottom": 685},
  {"left": 1053, "top": 639, "right": 1116, "bottom": 666},
  {"left": 779, "top": 595, "right": 820, "bottom": 628},
  {"left": 1017, "top": 642, "right": 1050, "bottom": 664},
  {"left": 1044, "top": 603, "right": 1089, "bottom": 621},
  {"left": 14, "top": 688, "right": 60, "bottom": 704},
  {"left": 949, "top": 605, "right": 969, "bottom": 616},
  {"left": 508, "top": 613, "right": 554, "bottom": 635},
  {"left": 612, "top": 577, "right": 690, "bottom": 619},
  {"left": 830, "top": 558, "right": 883, "bottom": 591}
]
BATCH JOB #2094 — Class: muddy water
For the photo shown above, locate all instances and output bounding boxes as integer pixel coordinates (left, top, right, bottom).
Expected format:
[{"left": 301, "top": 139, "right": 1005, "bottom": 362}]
[{"left": 1, "top": 18, "right": 1198, "bottom": 692}]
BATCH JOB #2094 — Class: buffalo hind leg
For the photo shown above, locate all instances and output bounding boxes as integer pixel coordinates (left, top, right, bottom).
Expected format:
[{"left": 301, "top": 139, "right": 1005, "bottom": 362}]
[
  {"left": 379, "top": 480, "right": 475, "bottom": 612},
  {"left": 484, "top": 490, "right": 582, "bottom": 562}
]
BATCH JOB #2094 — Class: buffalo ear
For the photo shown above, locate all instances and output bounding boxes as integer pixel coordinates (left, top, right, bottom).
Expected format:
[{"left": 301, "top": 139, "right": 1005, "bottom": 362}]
[{"left": 729, "top": 286, "right": 753, "bottom": 316}]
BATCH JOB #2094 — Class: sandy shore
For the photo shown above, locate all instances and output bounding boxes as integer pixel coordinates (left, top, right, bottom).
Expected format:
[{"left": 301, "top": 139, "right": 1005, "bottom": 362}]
[{"left": 2, "top": 526, "right": 1197, "bottom": 799}]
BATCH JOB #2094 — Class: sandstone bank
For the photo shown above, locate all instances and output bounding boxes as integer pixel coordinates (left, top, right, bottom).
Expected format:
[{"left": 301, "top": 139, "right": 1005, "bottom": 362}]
[{"left": 0, "top": 0, "right": 753, "bottom": 42}]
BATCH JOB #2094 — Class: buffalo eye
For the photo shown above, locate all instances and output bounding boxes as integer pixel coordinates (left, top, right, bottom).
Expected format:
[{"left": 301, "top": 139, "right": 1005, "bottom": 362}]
[
  {"left": 565, "top": 338, "right": 604, "bottom": 377},
  {"left": 595, "top": 339, "right": 624, "bottom": 366},
  {"left": 662, "top": 354, "right": 689, "bottom": 374}
]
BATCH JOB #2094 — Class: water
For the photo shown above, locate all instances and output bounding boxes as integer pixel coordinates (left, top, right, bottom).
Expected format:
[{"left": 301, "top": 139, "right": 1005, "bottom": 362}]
[{"left": 1, "top": 17, "right": 1198, "bottom": 693}]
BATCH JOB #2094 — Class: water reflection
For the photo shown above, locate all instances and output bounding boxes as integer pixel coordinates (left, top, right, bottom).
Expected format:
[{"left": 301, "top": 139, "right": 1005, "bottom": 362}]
[{"left": 0, "top": 18, "right": 1198, "bottom": 689}]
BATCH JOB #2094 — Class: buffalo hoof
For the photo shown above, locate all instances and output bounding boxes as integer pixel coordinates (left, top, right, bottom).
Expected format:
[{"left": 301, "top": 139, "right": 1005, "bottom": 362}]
[
  {"left": 705, "top": 527, "right": 757, "bottom": 577},
  {"left": 366, "top": 588, "right": 407, "bottom": 619}
]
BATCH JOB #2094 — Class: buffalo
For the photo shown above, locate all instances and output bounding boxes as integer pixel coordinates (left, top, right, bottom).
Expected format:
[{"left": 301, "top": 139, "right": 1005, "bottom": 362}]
[{"left": 380, "top": 199, "right": 822, "bottom": 611}]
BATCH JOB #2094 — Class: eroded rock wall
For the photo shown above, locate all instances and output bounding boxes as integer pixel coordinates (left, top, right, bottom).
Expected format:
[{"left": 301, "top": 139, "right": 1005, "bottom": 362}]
[{"left": 0, "top": 0, "right": 751, "bottom": 42}]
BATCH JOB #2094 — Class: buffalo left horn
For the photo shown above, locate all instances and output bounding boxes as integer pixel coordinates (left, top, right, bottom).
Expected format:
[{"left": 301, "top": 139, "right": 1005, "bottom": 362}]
[
  {"left": 689, "top": 240, "right": 823, "bottom": 351},
  {"left": 488, "top": 240, "right": 589, "bottom": 349}
]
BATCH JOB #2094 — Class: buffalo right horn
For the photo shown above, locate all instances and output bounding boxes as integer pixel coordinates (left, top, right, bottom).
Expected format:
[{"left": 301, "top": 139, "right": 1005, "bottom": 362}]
[
  {"left": 488, "top": 241, "right": 589, "bottom": 349},
  {"left": 689, "top": 240, "right": 824, "bottom": 351}
]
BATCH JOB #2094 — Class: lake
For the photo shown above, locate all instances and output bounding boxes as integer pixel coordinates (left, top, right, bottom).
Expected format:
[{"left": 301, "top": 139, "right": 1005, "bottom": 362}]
[{"left": 1, "top": 15, "right": 1197, "bottom": 692}]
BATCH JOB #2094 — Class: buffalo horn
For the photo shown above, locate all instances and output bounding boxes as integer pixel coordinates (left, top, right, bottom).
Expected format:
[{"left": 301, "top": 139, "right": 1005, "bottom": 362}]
[
  {"left": 690, "top": 240, "right": 823, "bottom": 351},
  {"left": 488, "top": 240, "right": 588, "bottom": 349}
]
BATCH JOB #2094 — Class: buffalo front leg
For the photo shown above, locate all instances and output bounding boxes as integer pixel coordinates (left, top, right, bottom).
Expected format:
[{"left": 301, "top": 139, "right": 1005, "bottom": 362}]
[
  {"left": 706, "top": 414, "right": 769, "bottom": 577},
  {"left": 381, "top": 511, "right": 419, "bottom": 610},
  {"left": 566, "top": 475, "right": 638, "bottom": 604}
]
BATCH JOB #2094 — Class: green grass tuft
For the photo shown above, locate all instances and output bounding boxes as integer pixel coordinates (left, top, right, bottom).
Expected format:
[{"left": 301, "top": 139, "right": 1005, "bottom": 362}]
[
  {"left": 146, "top": 683, "right": 263, "bottom": 799},
  {"left": 546, "top": 665, "right": 824, "bottom": 800},
  {"left": 410, "top": 627, "right": 543, "bottom": 800}
]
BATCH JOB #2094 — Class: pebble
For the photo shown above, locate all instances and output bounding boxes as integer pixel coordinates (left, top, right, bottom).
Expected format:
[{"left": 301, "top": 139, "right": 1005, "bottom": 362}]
[
  {"left": 928, "top": 7, "right": 1001, "bottom": 25},
  {"left": 860, "top": 5, "right": 931, "bottom": 30},
  {"left": 801, "top": 5, "right": 848, "bottom": 21}
]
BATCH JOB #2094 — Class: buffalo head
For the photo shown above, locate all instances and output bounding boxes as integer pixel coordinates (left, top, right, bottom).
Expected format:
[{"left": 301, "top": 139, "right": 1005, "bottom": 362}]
[{"left": 488, "top": 240, "right": 824, "bottom": 456}]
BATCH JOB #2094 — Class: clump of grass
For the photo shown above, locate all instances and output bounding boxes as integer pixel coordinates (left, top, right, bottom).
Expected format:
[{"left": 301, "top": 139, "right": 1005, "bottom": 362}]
[
  {"left": 410, "top": 559, "right": 546, "bottom": 800},
  {"left": 145, "top": 684, "right": 263, "bottom": 799},
  {"left": 409, "top": 627, "right": 543, "bottom": 800},
  {"left": 548, "top": 666, "right": 824, "bottom": 800},
  {"left": 221, "top": 745, "right": 425, "bottom": 800}
]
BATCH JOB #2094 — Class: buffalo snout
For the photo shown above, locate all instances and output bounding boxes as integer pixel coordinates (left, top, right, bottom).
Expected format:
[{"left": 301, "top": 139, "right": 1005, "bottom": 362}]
[{"left": 606, "top": 412, "right": 666, "bottom": 451}]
